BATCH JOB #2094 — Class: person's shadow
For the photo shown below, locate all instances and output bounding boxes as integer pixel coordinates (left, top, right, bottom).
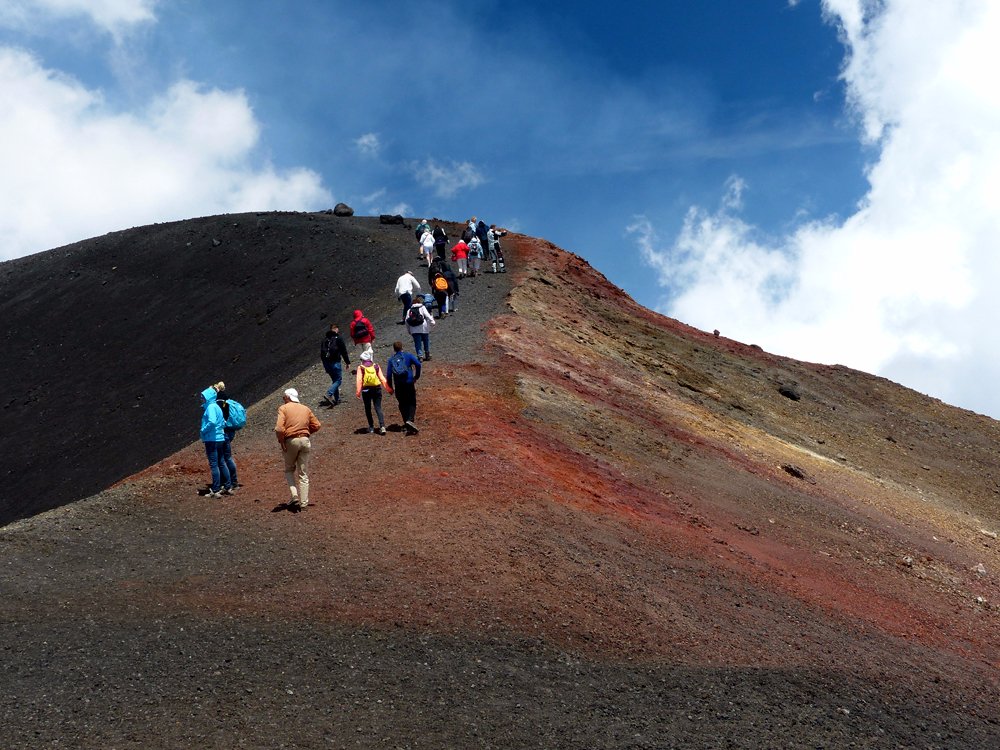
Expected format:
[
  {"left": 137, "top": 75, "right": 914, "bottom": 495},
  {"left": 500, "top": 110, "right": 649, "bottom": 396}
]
[{"left": 271, "top": 502, "right": 305, "bottom": 513}]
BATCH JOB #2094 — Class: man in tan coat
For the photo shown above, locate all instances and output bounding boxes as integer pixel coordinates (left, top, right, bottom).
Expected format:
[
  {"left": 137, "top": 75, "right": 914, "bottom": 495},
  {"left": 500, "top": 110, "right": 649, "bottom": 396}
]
[{"left": 274, "top": 387, "right": 321, "bottom": 510}]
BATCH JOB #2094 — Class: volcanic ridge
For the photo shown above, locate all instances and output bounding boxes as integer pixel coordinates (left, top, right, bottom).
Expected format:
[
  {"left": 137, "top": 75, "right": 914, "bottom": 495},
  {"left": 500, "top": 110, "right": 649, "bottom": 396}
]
[{"left": 1, "top": 212, "right": 999, "bottom": 748}]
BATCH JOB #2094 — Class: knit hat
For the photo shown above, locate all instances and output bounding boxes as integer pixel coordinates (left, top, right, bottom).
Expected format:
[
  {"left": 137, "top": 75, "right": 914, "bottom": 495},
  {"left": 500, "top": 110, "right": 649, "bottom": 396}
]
[{"left": 284, "top": 388, "right": 300, "bottom": 403}]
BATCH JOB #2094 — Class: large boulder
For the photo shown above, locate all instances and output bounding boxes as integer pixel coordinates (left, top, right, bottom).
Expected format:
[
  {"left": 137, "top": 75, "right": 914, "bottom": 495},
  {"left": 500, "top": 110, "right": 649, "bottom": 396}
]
[
  {"left": 333, "top": 203, "right": 354, "bottom": 217},
  {"left": 379, "top": 214, "right": 404, "bottom": 225}
]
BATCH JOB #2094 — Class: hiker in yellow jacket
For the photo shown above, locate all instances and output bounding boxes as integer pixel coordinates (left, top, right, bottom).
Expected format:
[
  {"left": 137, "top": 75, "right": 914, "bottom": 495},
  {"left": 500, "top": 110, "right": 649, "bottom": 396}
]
[{"left": 355, "top": 349, "right": 392, "bottom": 435}]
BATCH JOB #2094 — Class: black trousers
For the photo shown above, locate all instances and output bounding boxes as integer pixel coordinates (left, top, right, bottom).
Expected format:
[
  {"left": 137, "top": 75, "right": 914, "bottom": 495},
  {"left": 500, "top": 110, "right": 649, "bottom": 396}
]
[
  {"left": 394, "top": 381, "right": 417, "bottom": 423},
  {"left": 361, "top": 387, "right": 384, "bottom": 428}
]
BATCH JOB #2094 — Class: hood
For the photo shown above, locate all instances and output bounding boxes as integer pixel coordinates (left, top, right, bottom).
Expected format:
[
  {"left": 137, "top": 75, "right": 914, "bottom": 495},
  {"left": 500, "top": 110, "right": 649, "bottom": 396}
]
[
  {"left": 352, "top": 309, "right": 363, "bottom": 320},
  {"left": 200, "top": 386, "right": 218, "bottom": 405}
]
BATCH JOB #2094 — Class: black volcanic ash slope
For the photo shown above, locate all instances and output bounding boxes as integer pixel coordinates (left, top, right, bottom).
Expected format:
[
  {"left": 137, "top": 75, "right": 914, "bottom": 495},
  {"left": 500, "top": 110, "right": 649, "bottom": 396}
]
[{"left": 0, "top": 212, "right": 420, "bottom": 524}]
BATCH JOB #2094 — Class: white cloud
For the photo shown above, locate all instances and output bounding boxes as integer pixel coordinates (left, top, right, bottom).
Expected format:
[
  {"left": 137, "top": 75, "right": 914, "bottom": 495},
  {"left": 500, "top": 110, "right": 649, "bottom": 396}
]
[
  {"left": 411, "top": 158, "right": 485, "bottom": 199},
  {"left": 0, "top": 0, "right": 156, "bottom": 36},
  {"left": 0, "top": 48, "right": 331, "bottom": 260},
  {"left": 354, "top": 132, "right": 380, "bottom": 157},
  {"left": 638, "top": 0, "right": 1000, "bottom": 416}
]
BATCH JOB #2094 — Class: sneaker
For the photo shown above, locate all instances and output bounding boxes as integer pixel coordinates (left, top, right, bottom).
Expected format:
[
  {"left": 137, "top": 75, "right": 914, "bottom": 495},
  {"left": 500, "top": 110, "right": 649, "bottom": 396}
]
[
  {"left": 423, "top": 353, "right": 432, "bottom": 361},
  {"left": 367, "top": 427, "right": 374, "bottom": 434},
  {"left": 405, "top": 420, "right": 419, "bottom": 433},
  {"left": 207, "top": 490, "right": 223, "bottom": 499},
  {"left": 379, "top": 426, "right": 386, "bottom": 435},
  {"left": 222, "top": 487, "right": 235, "bottom": 496}
]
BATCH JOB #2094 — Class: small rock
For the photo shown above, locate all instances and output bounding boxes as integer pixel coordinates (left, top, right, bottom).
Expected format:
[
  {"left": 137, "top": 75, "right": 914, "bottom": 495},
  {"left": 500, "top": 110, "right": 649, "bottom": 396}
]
[
  {"left": 901, "top": 556, "right": 914, "bottom": 568},
  {"left": 972, "top": 563, "right": 987, "bottom": 576},
  {"left": 778, "top": 385, "right": 801, "bottom": 401},
  {"left": 211, "top": 238, "right": 221, "bottom": 247},
  {"left": 333, "top": 202, "right": 354, "bottom": 217},
  {"left": 781, "top": 464, "right": 816, "bottom": 483},
  {"left": 979, "top": 529, "right": 997, "bottom": 539}
]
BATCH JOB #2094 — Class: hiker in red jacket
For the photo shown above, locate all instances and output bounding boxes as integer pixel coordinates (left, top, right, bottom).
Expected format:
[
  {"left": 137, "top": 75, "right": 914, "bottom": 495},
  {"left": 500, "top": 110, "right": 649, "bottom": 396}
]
[
  {"left": 451, "top": 239, "right": 470, "bottom": 278},
  {"left": 349, "top": 309, "right": 375, "bottom": 349}
]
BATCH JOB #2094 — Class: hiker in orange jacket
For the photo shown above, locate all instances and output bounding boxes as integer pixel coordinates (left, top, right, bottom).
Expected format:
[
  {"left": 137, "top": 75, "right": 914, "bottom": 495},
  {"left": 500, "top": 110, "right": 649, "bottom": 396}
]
[{"left": 274, "top": 388, "right": 321, "bottom": 511}]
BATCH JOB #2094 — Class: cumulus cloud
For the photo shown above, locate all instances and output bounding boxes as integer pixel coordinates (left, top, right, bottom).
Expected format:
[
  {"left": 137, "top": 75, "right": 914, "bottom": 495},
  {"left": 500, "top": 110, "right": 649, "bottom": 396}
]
[
  {"left": 637, "top": 0, "right": 1000, "bottom": 416},
  {"left": 0, "top": 48, "right": 331, "bottom": 260},
  {"left": 359, "top": 187, "right": 411, "bottom": 217},
  {"left": 354, "top": 132, "right": 380, "bottom": 157},
  {"left": 412, "top": 159, "right": 485, "bottom": 199},
  {"left": 0, "top": 0, "right": 156, "bottom": 36}
]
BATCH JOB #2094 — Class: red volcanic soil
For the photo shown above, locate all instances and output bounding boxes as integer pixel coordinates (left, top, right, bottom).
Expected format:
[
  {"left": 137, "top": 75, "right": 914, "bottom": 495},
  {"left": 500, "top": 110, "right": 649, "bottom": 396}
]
[{"left": 2, "top": 220, "right": 999, "bottom": 748}]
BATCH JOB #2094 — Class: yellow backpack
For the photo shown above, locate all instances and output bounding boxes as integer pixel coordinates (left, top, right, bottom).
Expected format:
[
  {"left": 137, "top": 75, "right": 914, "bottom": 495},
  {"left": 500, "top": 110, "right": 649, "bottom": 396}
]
[{"left": 361, "top": 364, "right": 380, "bottom": 388}]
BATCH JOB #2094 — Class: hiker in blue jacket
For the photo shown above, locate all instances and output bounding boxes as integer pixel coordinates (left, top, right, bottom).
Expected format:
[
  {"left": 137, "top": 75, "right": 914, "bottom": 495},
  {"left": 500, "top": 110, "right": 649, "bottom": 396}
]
[
  {"left": 387, "top": 341, "right": 422, "bottom": 434},
  {"left": 215, "top": 386, "right": 241, "bottom": 490},
  {"left": 200, "top": 381, "right": 232, "bottom": 498}
]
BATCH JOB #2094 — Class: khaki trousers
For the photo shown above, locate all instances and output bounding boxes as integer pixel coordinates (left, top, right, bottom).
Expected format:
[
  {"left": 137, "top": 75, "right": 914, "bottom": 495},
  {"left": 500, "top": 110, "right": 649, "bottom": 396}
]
[{"left": 283, "top": 436, "right": 311, "bottom": 507}]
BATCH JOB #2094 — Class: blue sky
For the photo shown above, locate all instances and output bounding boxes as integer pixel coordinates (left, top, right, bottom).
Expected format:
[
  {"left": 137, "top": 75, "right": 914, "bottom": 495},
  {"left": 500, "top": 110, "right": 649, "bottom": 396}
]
[{"left": 3, "top": 1, "right": 1000, "bottom": 418}]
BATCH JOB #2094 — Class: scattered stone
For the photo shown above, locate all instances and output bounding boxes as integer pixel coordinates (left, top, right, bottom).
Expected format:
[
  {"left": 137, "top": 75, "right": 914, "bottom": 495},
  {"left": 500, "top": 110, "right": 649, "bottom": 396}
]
[
  {"left": 901, "top": 556, "right": 914, "bottom": 568},
  {"left": 333, "top": 202, "right": 354, "bottom": 217},
  {"left": 778, "top": 385, "right": 801, "bottom": 401},
  {"left": 379, "top": 214, "right": 404, "bottom": 225},
  {"left": 979, "top": 529, "right": 997, "bottom": 539},
  {"left": 972, "top": 563, "right": 987, "bottom": 576},
  {"left": 212, "top": 238, "right": 221, "bottom": 247},
  {"left": 713, "top": 329, "right": 720, "bottom": 337},
  {"left": 781, "top": 463, "right": 815, "bottom": 484}
]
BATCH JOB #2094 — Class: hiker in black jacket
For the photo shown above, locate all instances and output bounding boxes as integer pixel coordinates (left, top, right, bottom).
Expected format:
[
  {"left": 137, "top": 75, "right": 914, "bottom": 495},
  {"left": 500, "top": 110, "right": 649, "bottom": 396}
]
[
  {"left": 320, "top": 323, "right": 351, "bottom": 406},
  {"left": 442, "top": 264, "right": 459, "bottom": 313},
  {"left": 432, "top": 226, "right": 448, "bottom": 259}
]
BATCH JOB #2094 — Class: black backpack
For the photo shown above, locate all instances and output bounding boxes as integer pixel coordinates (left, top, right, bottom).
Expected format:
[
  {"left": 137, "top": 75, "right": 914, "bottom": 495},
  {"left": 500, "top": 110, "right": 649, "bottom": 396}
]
[
  {"left": 321, "top": 336, "right": 334, "bottom": 362},
  {"left": 406, "top": 306, "right": 424, "bottom": 327},
  {"left": 353, "top": 319, "right": 370, "bottom": 339}
]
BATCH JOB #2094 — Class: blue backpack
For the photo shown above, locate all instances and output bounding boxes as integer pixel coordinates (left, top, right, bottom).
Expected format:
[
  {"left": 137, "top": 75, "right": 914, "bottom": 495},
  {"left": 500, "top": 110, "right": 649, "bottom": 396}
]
[{"left": 223, "top": 399, "right": 247, "bottom": 430}]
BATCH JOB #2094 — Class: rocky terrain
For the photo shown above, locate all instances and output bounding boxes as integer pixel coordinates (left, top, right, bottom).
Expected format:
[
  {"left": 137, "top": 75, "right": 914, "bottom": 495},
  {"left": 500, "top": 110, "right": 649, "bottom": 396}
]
[{"left": 1, "top": 214, "right": 998, "bottom": 748}]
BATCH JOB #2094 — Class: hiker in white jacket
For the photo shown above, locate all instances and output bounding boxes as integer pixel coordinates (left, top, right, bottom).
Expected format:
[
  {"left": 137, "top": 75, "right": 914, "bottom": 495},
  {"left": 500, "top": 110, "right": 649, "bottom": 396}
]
[
  {"left": 394, "top": 271, "right": 422, "bottom": 325},
  {"left": 419, "top": 230, "right": 435, "bottom": 267}
]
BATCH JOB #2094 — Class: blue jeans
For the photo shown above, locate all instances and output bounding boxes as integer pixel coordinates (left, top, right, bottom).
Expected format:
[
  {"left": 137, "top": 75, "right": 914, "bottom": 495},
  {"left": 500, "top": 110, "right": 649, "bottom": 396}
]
[
  {"left": 323, "top": 361, "right": 343, "bottom": 402},
  {"left": 411, "top": 332, "right": 430, "bottom": 358},
  {"left": 204, "top": 441, "right": 231, "bottom": 492},
  {"left": 222, "top": 428, "right": 238, "bottom": 485}
]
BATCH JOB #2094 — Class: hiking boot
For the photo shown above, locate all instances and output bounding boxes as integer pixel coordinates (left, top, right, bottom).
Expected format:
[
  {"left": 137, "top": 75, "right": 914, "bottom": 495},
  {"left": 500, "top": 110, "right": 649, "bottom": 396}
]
[
  {"left": 379, "top": 426, "right": 386, "bottom": 435},
  {"left": 423, "top": 353, "right": 432, "bottom": 361}
]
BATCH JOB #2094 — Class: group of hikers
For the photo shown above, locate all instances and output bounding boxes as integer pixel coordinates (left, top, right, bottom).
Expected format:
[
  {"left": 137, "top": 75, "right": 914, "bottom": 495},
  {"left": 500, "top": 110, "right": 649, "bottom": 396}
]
[
  {"left": 198, "top": 216, "right": 508, "bottom": 511},
  {"left": 415, "top": 217, "right": 507, "bottom": 278}
]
